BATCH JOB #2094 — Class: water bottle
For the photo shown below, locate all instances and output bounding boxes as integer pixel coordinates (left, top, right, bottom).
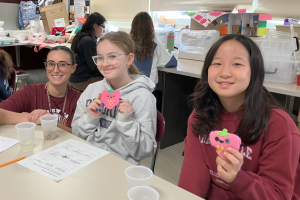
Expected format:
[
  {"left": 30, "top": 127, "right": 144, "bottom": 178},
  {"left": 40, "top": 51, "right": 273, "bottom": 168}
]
[{"left": 167, "top": 31, "right": 174, "bottom": 53}]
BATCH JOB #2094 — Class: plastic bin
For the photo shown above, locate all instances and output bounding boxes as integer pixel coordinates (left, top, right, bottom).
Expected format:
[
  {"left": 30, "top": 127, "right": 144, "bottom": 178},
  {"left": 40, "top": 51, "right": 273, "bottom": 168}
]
[
  {"left": 16, "top": 73, "right": 29, "bottom": 91},
  {"left": 0, "top": 37, "right": 15, "bottom": 45},
  {"left": 264, "top": 59, "right": 299, "bottom": 83}
]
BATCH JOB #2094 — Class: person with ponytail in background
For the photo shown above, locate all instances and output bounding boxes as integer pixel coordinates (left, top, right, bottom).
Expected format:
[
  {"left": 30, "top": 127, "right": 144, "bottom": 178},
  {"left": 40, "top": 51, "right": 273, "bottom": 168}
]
[
  {"left": 70, "top": 12, "right": 107, "bottom": 91},
  {"left": 72, "top": 31, "right": 157, "bottom": 164}
]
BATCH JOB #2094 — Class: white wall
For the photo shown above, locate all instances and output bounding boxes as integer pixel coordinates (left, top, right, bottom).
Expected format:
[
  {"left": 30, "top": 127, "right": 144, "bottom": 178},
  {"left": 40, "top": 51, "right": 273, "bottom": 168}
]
[{"left": 0, "top": 3, "right": 19, "bottom": 30}]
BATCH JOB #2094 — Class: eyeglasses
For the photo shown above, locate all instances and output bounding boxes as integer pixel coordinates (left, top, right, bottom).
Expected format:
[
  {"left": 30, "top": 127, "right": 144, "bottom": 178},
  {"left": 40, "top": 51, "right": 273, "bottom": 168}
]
[
  {"left": 44, "top": 61, "right": 71, "bottom": 72},
  {"left": 92, "top": 54, "right": 125, "bottom": 65},
  {"left": 100, "top": 24, "right": 105, "bottom": 29}
]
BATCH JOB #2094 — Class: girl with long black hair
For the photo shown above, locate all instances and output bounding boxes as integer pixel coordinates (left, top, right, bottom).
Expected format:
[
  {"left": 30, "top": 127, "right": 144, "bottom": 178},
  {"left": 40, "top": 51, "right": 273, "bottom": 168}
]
[
  {"left": 70, "top": 12, "right": 106, "bottom": 91},
  {"left": 178, "top": 34, "right": 300, "bottom": 200}
]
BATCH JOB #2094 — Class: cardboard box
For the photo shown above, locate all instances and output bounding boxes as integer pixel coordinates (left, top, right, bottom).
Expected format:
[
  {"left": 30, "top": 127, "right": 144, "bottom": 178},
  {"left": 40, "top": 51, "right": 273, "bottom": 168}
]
[
  {"left": 190, "top": 17, "right": 221, "bottom": 31},
  {"left": 65, "top": 33, "right": 76, "bottom": 43},
  {"left": 40, "top": 3, "right": 69, "bottom": 33},
  {"left": 159, "top": 15, "right": 176, "bottom": 24},
  {"left": 276, "top": 25, "right": 300, "bottom": 37}
]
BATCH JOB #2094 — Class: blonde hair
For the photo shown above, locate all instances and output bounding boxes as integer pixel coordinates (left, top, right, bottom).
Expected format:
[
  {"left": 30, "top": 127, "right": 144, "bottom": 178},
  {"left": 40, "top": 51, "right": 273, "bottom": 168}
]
[{"left": 97, "top": 31, "right": 141, "bottom": 75}]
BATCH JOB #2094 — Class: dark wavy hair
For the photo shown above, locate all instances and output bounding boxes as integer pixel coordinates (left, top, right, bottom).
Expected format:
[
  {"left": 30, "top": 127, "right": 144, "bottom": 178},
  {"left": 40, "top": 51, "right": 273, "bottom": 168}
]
[
  {"left": 130, "top": 12, "right": 155, "bottom": 60},
  {"left": 0, "top": 48, "right": 14, "bottom": 80},
  {"left": 71, "top": 12, "right": 106, "bottom": 55},
  {"left": 190, "top": 34, "right": 282, "bottom": 145},
  {"left": 48, "top": 46, "right": 76, "bottom": 65}
]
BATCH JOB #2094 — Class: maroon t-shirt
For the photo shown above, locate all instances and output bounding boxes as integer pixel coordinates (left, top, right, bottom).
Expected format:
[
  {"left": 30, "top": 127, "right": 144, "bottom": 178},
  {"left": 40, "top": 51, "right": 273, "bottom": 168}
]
[{"left": 0, "top": 83, "right": 82, "bottom": 128}]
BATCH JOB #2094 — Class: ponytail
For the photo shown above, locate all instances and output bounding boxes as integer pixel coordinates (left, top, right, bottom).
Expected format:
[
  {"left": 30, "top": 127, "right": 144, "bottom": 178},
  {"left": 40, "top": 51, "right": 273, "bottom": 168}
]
[{"left": 128, "top": 63, "right": 141, "bottom": 75}]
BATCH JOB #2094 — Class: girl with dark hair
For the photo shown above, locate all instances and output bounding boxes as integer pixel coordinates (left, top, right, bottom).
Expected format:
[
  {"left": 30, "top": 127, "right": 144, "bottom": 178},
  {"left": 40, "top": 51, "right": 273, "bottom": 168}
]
[
  {"left": 178, "top": 34, "right": 300, "bottom": 199},
  {"left": 0, "top": 49, "right": 15, "bottom": 102},
  {"left": 0, "top": 46, "right": 81, "bottom": 133},
  {"left": 72, "top": 31, "right": 157, "bottom": 164},
  {"left": 69, "top": 12, "right": 107, "bottom": 91},
  {"left": 130, "top": 12, "right": 177, "bottom": 85}
]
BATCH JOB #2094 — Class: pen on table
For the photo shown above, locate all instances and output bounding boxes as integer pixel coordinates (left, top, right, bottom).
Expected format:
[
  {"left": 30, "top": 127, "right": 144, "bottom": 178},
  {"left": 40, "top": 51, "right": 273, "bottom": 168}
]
[{"left": 0, "top": 156, "right": 26, "bottom": 168}]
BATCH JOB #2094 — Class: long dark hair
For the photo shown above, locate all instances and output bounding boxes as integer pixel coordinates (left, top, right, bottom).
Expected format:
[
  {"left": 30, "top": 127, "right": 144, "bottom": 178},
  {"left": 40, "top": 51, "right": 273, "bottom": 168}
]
[
  {"left": 71, "top": 12, "right": 106, "bottom": 54},
  {"left": 190, "top": 34, "right": 282, "bottom": 145},
  {"left": 130, "top": 12, "right": 155, "bottom": 60},
  {"left": 0, "top": 48, "right": 14, "bottom": 80},
  {"left": 48, "top": 46, "right": 76, "bottom": 65}
]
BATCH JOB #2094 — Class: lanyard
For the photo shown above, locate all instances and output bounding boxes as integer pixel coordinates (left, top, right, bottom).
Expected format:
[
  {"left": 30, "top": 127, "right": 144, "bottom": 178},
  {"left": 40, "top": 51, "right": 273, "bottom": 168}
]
[{"left": 46, "top": 83, "right": 68, "bottom": 124}]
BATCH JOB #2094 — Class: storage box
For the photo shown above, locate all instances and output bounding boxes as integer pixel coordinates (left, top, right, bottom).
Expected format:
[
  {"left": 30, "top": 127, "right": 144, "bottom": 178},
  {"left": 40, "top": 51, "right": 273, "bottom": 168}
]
[
  {"left": 190, "top": 17, "right": 221, "bottom": 31},
  {"left": 0, "top": 37, "right": 15, "bottom": 45},
  {"left": 178, "top": 30, "right": 220, "bottom": 61},
  {"left": 276, "top": 25, "right": 300, "bottom": 37},
  {"left": 45, "top": 35, "right": 65, "bottom": 44},
  {"left": 39, "top": 2, "right": 69, "bottom": 33},
  {"left": 264, "top": 59, "right": 299, "bottom": 83},
  {"left": 251, "top": 37, "right": 297, "bottom": 58}
]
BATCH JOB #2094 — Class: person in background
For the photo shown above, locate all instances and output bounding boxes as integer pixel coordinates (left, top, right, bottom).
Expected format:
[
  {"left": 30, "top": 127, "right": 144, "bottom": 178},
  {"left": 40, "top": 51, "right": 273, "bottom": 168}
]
[
  {"left": 72, "top": 31, "right": 157, "bottom": 164},
  {"left": 69, "top": 12, "right": 107, "bottom": 91},
  {"left": 130, "top": 12, "right": 177, "bottom": 86},
  {"left": 0, "top": 49, "right": 15, "bottom": 102},
  {"left": 0, "top": 46, "right": 81, "bottom": 133},
  {"left": 178, "top": 34, "right": 300, "bottom": 199}
]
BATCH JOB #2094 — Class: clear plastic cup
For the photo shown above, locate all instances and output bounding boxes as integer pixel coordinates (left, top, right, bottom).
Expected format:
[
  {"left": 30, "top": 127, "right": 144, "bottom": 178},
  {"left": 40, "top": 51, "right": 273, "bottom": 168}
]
[
  {"left": 40, "top": 115, "right": 58, "bottom": 140},
  {"left": 15, "top": 122, "right": 36, "bottom": 150},
  {"left": 128, "top": 186, "right": 159, "bottom": 200},
  {"left": 125, "top": 166, "right": 153, "bottom": 189}
]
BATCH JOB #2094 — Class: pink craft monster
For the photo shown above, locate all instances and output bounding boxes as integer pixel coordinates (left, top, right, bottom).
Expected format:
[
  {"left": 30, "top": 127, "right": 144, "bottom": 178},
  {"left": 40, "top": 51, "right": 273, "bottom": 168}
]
[
  {"left": 101, "top": 88, "right": 121, "bottom": 109},
  {"left": 210, "top": 129, "right": 241, "bottom": 159}
]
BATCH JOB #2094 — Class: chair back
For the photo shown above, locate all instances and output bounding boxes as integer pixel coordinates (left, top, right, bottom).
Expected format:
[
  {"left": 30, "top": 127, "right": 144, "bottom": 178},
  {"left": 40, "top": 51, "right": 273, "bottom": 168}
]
[{"left": 156, "top": 111, "right": 165, "bottom": 143}]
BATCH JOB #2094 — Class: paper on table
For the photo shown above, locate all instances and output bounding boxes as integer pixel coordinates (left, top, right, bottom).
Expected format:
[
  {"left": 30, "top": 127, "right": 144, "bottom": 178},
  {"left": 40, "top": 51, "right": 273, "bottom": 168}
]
[
  {"left": 17, "top": 139, "right": 109, "bottom": 181},
  {"left": 0, "top": 136, "right": 19, "bottom": 153}
]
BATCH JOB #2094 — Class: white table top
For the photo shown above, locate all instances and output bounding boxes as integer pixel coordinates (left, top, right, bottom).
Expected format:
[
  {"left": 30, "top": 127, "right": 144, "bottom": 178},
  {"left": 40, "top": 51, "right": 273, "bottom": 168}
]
[
  {"left": 158, "top": 59, "right": 300, "bottom": 98},
  {"left": 0, "top": 125, "right": 203, "bottom": 200}
]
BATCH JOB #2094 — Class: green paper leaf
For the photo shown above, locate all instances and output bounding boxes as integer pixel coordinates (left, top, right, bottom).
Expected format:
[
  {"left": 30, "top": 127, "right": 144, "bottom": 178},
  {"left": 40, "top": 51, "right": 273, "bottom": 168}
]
[
  {"left": 217, "top": 129, "right": 229, "bottom": 137},
  {"left": 108, "top": 88, "right": 114, "bottom": 94}
]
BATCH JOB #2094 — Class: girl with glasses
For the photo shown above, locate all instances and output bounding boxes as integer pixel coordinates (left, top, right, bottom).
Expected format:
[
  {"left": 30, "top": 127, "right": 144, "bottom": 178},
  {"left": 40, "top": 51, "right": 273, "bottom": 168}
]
[
  {"left": 178, "top": 34, "right": 300, "bottom": 200},
  {"left": 70, "top": 12, "right": 107, "bottom": 92},
  {"left": 72, "top": 31, "right": 157, "bottom": 164},
  {"left": 0, "top": 46, "right": 81, "bottom": 133}
]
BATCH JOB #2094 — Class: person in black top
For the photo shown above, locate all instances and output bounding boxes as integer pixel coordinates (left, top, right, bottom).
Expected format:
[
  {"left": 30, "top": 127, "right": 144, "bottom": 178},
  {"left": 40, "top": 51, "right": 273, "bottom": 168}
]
[{"left": 69, "top": 12, "right": 106, "bottom": 91}]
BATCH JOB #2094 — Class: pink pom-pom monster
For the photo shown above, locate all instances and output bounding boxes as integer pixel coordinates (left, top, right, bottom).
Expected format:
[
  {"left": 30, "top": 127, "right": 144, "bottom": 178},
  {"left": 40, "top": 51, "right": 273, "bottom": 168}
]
[{"left": 210, "top": 129, "right": 241, "bottom": 159}]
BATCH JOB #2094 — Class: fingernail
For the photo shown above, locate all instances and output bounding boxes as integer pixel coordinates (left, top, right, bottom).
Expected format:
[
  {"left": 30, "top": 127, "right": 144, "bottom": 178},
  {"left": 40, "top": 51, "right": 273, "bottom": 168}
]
[
  {"left": 224, "top": 152, "right": 227, "bottom": 155},
  {"left": 101, "top": 103, "right": 105, "bottom": 106},
  {"left": 96, "top": 108, "right": 98, "bottom": 111},
  {"left": 119, "top": 98, "right": 122, "bottom": 100},
  {"left": 99, "top": 109, "right": 102, "bottom": 112}
]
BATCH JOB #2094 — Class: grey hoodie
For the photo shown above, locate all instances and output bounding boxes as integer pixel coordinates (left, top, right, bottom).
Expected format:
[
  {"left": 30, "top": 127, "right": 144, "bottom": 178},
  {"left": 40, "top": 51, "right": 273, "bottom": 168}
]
[{"left": 72, "top": 74, "right": 157, "bottom": 164}]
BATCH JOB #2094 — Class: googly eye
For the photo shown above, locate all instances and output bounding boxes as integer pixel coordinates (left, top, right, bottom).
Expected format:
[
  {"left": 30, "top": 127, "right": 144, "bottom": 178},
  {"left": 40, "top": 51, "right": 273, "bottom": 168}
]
[
  {"left": 225, "top": 139, "right": 230, "bottom": 144},
  {"left": 215, "top": 137, "right": 219, "bottom": 141}
]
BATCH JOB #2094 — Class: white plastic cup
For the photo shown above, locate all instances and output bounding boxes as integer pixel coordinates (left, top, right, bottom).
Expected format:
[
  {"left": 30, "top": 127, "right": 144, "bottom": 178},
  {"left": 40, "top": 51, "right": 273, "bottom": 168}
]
[
  {"left": 128, "top": 186, "right": 159, "bottom": 200},
  {"left": 171, "top": 51, "right": 179, "bottom": 59},
  {"left": 15, "top": 122, "right": 36, "bottom": 150},
  {"left": 40, "top": 115, "right": 58, "bottom": 140},
  {"left": 125, "top": 166, "right": 153, "bottom": 189}
]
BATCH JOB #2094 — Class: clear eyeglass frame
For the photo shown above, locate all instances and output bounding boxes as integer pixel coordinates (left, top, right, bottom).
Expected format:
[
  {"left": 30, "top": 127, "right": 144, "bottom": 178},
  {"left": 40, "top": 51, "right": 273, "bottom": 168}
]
[{"left": 92, "top": 54, "right": 126, "bottom": 65}]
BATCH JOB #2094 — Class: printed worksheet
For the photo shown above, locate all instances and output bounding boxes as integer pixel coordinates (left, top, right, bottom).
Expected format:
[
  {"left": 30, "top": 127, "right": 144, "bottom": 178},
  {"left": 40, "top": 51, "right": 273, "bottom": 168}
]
[
  {"left": 17, "top": 139, "right": 110, "bottom": 181},
  {"left": 0, "top": 136, "right": 19, "bottom": 153}
]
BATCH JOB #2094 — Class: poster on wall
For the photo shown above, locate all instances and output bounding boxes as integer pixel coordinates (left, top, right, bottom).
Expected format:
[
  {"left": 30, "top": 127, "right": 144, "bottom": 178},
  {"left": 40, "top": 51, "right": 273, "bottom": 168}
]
[{"left": 69, "top": 0, "right": 90, "bottom": 25}]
